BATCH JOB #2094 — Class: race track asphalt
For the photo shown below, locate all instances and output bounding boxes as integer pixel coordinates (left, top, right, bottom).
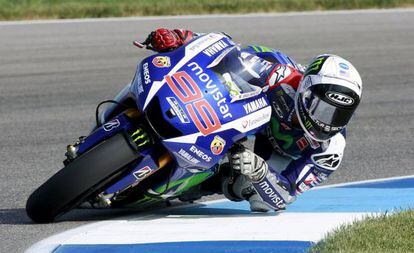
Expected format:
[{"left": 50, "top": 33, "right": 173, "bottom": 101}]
[{"left": 1, "top": 9, "right": 413, "bottom": 252}]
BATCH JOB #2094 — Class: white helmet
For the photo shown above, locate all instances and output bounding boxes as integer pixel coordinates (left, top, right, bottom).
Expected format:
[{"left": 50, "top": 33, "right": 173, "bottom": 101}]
[{"left": 295, "top": 54, "right": 362, "bottom": 141}]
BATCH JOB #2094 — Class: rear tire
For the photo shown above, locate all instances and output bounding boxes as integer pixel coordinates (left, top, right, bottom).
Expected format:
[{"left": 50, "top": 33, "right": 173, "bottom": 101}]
[{"left": 26, "top": 132, "right": 139, "bottom": 223}]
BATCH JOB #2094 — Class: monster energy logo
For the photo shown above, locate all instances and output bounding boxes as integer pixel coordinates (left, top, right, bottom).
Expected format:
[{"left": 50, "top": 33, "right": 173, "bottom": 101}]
[
  {"left": 304, "top": 56, "right": 327, "bottom": 76},
  {"left": 131, "top": 128, "right": 150, "bottom": 147},
  {"left": 305, "top": 120, "right": 313, "bottom": 129}
]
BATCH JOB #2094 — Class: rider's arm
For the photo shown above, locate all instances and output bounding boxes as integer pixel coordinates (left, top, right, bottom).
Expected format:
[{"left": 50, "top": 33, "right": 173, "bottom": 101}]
[{"left": 282, "top": 131, "right": 346, "bottom": 195}]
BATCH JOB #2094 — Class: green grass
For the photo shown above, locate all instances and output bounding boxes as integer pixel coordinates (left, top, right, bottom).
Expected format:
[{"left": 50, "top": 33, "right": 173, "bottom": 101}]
[
  {"left": 0, "top": 0, "right": 413, "bottom": 20},
  {"left": 310, "top": 210, "right": 414, "bottom": 253}
]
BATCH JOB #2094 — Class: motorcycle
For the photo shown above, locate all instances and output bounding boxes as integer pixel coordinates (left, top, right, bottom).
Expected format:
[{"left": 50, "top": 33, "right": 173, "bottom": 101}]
[{"left": 26, "top": 33, "right": 272, "bottom": 223}]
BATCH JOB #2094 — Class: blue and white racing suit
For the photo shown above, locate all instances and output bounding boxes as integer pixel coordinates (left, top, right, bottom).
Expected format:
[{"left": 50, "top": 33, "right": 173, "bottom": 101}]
[{"left": 229, "top": 45, "right": 347, "bottom": 211}]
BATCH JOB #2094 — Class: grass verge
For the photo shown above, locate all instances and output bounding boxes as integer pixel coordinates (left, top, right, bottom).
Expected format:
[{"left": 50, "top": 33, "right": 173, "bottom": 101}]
[
  {"left": 309, "top": 209, "right": 414, "bottom": 253},
  {"left": 1, "top": 0, "right": 414, "bottom": 20}
]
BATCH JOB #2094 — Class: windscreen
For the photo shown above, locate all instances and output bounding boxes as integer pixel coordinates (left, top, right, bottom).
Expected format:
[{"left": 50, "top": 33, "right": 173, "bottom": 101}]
[{"left": 209, "top": 47, "right": 270, "bottom": 100}]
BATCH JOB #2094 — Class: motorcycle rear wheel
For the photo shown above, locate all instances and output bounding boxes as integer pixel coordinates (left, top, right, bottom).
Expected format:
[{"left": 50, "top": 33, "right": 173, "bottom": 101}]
[{"left": 26, "top": 132, "right": 139, "bottom": 223}]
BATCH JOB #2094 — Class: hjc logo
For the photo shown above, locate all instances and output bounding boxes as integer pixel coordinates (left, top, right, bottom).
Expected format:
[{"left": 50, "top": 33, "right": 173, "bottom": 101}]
[{"left": 325, "top": 92, "right": 354, "bottom": 106}]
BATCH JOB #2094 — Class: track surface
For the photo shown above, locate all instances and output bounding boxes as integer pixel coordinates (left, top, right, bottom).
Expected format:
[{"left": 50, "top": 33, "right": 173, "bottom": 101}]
[{"left": 1, "top": 9, "right": 413, "bottom": 252}]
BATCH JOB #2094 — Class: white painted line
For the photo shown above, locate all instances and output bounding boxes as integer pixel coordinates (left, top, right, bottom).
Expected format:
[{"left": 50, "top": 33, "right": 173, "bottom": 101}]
[
  {"left": 1, "top": 8, "right": 413, "bottom": 26},
  {"left": 25, "top": 212, "right": 368, "bottom": 253},
  {"left": 315, "top": 174, "right": 414, "bottom": 189}
]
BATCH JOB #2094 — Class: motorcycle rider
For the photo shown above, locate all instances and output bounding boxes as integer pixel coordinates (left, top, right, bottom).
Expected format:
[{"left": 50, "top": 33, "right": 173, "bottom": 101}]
[{"left": 141, "top": 28, "right": 363, "bottom": 212}]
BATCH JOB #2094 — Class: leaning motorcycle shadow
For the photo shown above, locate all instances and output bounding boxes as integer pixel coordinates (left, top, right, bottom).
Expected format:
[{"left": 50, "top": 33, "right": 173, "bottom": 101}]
[
  {"left": 4, "top": 200, "right": 277, "bottom": 224},
  {"left": 0, "top": 208, "right": 31, "bottom": 225},
  {"left": 0, "top": 207, "right": 142, "bottom": 224},
  {"left": 63, "top": 200, "right": 278, "bottom": 222}
]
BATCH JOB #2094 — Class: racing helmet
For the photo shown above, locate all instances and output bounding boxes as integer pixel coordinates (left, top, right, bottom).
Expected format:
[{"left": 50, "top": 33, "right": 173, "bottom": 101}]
[{"left": 295, "top": 54, "right": 362, "bottom": 141}]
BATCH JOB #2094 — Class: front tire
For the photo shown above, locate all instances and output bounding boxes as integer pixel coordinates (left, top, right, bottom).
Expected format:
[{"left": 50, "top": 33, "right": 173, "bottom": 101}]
[{"left": 26, "top": 132, "right": 139, "bottom": 223}]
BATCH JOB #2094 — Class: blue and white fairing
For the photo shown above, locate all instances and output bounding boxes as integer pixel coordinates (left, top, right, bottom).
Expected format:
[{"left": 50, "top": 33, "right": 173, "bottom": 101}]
[{"left": 131, "top": 33, "right": 272, "bottom": 170}]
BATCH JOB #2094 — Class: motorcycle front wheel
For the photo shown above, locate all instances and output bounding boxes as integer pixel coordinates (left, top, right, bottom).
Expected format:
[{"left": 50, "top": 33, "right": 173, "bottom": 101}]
[{"left": 26, "top": 132, "right": 139, "bottom": 223}]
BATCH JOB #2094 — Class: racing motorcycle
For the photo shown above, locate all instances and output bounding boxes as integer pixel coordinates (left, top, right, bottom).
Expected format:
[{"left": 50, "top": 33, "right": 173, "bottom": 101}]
[{"left": 26, "top": 33, "right": 272, "bottom": 223}]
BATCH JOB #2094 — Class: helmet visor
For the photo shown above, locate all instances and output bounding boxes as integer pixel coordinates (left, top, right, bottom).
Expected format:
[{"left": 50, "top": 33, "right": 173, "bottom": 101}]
[{"left": 303, "top": 90, "right": 355, "bottom": 127}]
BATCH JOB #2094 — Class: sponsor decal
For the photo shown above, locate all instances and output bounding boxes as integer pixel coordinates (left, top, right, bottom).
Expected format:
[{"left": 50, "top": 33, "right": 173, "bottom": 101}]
[
  {"left": 223, "top": 80, "right": 241, "bottom": 98},
  {"left": 187, "top": 33, "right": 221, "bottom": 52},
  {"left": 243, "top": 97, "right": 268, "bottom": 114},
  {"left": 166, "top": 71, "right": 221, "bottom": 136},
  {"left": 187, "top": 62, "right": 233, "bottom": 119},
  {"left": 243, "top": 110, "right": 271, "bottom": 129},
  {"left": 304, "top": 119, "right": 313, "bottom": 130},
  {"left": 326, "top": 92, "right": 354, "bottom": 106},
  {"left": 131, "top": 128, "right": 150, "bottom": 147},
  {"left": 230, "top": 88, "right": 262, "bottom": 103},
  {"left": 304, "top": 56, "right": 328, "bottom": 76},
  {"left": 133, "top": 166, "right": 152, "bottom": 180},
  {"left": 312, "top": 118, "right": 343, "bottom": 132},
  {"left": 304, "top": 134, "right": 320, "bottom": 149},
  {"left": 202, "top": 40, "right": 229, "bottom": 57},
  {"left": 257, "top": 180, "right": 286, "bottom": 209},
  {"left": 103, "top": 119, "right": 120, "bottom": 132},
  {"left": 297, "top": 182, "right": 310, "bottom": 193},
  {"left": 272, "top": 102, "right": 284, "bottom": 119},
  {"left": 177, "top": 148, "right": 200, "bottom": 164},
  {"left": 210, "top": 135, "right": 226, "bottom": 155},
  {"left": 166, "top": 97, "right": 190, "bottom": 124},
  {"left": 297, "top": 169, "right": 328, "bottom": 193},
  {"left": 303, "top": 172, "right": 318, "bottom": 186},
  {"left": 135, "top": 71, "right": 144, "bottom": 94},
  {"left": 339, "top": 62, "right": 349, "bottom": 70},
  {"left": 189, "top": 145, "right": 212, "bottom": 162},
  {"left": 296, "top": 137, "right": 309, "bottom": 151},
  {"left": 340, "top": 70, "right": 350, "bottom": 78},
  {"left": 152, "top": 56, "right": 171, "bottom": 68},
  {"left": 312, "top": 153, "right": 340, "bottom": 170},
  {"left": 142, "top": 62, "right": 151, "bottom": 85},
  {"left": 267, "top": 65, "right": 292, "bottom": 90}
]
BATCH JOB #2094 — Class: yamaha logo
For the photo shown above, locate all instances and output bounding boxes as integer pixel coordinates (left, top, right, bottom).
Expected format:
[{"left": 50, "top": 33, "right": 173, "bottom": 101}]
[{"left": 325, "top": 92, "right": 354, "bottom": 106}]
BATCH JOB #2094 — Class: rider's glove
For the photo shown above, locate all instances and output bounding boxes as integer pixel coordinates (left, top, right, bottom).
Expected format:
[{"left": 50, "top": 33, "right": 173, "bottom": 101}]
[
  {"left": 146, "top": 28, "right": 194, "bottom": 52},
  {"left": 229, "top": 148, "right": 268, "bottom": 182}
]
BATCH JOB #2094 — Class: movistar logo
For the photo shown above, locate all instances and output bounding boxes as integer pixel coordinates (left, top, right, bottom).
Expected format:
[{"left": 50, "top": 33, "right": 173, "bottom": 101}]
[
  {"left": 326, "top": 92, "right": 354, "bottom": 106},
  {"left": 131, "top": 128, "right": 150, "bottom": 147}
]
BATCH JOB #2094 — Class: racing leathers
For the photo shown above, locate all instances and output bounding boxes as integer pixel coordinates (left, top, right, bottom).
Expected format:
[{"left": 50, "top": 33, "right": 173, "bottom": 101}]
[
  {"left": 145, "top": 29, "right": 347, "bottom": 212},
  {"left": 221, "top": 45, "right": 346, "bottom": 211}
]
